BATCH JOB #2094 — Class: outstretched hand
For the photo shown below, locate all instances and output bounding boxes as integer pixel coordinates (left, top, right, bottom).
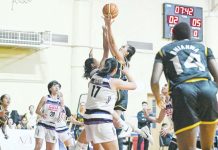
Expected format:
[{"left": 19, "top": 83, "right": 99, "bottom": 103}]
[
  {"left": 89, "top": 48, "right": 93, "bottom": 58},
  {"left": 103, "top": 16, "right": 114, "bottom": 26}
]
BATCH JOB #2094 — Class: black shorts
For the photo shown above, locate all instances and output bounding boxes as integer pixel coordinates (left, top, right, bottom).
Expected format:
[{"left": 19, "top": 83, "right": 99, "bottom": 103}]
[
  {"left": 168, "top": 138, "right": 177, "bottom": 150},
  {"left": 114, "top": 90, "right": 128, "bottom": 111},
  {"left": 171, "top": 80, "right": 218, "bottom": 135}
]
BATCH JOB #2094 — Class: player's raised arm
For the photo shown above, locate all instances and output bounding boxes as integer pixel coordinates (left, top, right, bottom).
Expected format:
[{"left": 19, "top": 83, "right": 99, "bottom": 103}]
[
  {"left": 99, "top": 26, "right": 110, "bottom": 69},
  {"left": 104, "top": 17, "right": 125, "bottom": 64},
  {"left": 111, "top": 66, "right": 137, "bottom": 90}
]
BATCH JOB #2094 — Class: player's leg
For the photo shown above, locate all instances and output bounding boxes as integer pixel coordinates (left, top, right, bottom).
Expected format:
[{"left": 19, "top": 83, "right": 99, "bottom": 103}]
[
  {"left": 58, "top": 130, "right": 75, "bottom": 150},
  {"left": 198, "top": 81, "right": 218, "bottom": 150},
  {"left": 45, "top": 142, "right": 56, "bottom": 150},
  {"left": 45, "top": 129, "right": 58, "bottom": 150},
  {"left": 176, "top": 127, "right": 197, "bottom": 150},
  {"left": 199, "top": 124, "right": 216, "bottom": 150},
  {"left": 34, "top": 126, "right": 45, "bottom": 150},
  {"left": 34, "top": 138, "right": 44, "bottom": 150},
  {"left": 74, "top": 129, "right": 89, "bottom": 150},
  {"left": 92, "top": 143, "right": 104, "bottom": 150},
  {"left": 100, "top": 140, "right": 119, "bottom": 150},
  {"left": 171, "top": 83, "right": 200, "bottom": 150}
]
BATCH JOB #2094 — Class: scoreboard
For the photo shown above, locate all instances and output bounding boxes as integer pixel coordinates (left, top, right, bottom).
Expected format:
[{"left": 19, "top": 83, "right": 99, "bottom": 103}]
[{"left": 163, "top": 3, "right": 203, "bottom": 41}]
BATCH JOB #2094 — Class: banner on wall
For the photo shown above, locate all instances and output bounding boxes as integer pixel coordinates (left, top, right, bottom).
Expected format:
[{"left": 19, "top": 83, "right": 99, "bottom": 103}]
[{"left": 0, "top": 129, "right": 59, "bottom": 150}]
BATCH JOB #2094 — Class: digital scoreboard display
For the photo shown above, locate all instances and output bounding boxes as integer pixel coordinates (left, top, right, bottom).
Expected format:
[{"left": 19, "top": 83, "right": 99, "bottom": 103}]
[{"left": 163, "top": 3, "right": 203, "bottom": 41}]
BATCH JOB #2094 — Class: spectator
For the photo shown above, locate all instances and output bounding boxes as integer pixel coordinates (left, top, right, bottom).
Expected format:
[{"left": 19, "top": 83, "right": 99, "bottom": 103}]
[
  {"left": 25, "top": 105, "right": 37, "bottom": 129},
  {"left": 16, "top": 116, "right": 32, "bottom": 130},
  {"left": 137, "top": 101, "right": 153, "bottom": 150},
  {"left": 160, "top": 123, "right": 173, "bottom": 146},
  {"left": 0, "top": 94, "right": 11, "bottom": 139},
  {"left": 7, "top": 118, "right": 16, "bottom": 129},
  {"left": 10, "top": 110, "right": 20, "bottom": 125},
  {"left": 72, "top": 102, "right": 85, "bottom": 140}
]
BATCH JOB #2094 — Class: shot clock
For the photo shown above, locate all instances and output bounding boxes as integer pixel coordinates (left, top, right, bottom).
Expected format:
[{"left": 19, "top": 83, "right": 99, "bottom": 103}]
[{"left": 163, "top": 3, "right": 203, "bottom": 41}]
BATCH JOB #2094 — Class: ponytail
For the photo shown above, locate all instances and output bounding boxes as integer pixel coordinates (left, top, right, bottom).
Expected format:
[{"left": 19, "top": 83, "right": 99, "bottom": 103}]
[
  {"left": 83, "top": 58, "right": 95, "bottom": 79},
  {"left": 126, "top": 45, "right": 136, "bottom": 61},
  {"left": 97, "top": 58, "right": 117, "bottom": 77}
]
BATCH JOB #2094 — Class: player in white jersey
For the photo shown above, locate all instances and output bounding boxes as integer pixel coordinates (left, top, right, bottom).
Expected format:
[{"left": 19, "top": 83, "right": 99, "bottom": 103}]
[
  {"left": 56, "top": 92, "right": 83, "bottom": 150},
  {"left": 34, "top": 80, "right": 63, "bottom": 150},
  {"left": 84, "top": 58, "right": 136, "bottom": 150}
]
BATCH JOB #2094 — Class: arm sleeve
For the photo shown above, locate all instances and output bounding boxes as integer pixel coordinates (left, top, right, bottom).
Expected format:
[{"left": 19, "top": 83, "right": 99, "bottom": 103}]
[
  {"left": 206, "top": 47, "right": 215, "bottom": 60},
  {"left": 155, "top": 50, "right": 164, "bottom": 63}
]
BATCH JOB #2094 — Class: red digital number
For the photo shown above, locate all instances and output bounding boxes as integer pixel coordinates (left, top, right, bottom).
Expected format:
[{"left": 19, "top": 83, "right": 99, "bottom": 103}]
[
  {"left": 167, "top": 15, "right": 179, "bottom": 24},
  {"left": 180, "top": 6, "right": 185, "bottom": 14},
  {"left": 193, "top": 30, "right": 199, "bottom": 37},
  {"left": 175, "top": 5, "right": 194, "bottom": 16},
  {"left": 190, "top": 18, "right": 201, "bottom": 27},
  {"left": 170, "top": 27, "right": 174, "bottom": 34},
  {"left": 189, "top": 8, "right": 194, "bottom": 16},
  {"left": 175, "top": 6, "right": 180, "bottom": 14}
]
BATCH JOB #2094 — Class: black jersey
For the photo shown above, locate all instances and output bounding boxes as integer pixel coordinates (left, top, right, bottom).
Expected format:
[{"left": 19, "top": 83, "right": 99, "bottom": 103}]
[{"left": 155, "top": 39, "right": 215, "bottom": 90}]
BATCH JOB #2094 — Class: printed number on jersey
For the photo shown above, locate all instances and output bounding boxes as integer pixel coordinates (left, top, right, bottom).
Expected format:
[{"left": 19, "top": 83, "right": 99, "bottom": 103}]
[
  {"left": 91, "top": 85, "right": 101, "bottom": 98},
  {"left": 171, "top": 53, "right": 205, "bottom": 75}
]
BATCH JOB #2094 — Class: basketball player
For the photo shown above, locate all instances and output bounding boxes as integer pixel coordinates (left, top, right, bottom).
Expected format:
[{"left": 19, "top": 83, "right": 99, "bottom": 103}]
[
  {"left": 34, "top": 80, "right": 63, "bottom": 150},
  {"left": 0, "top": 94, "right": 10, "bottom": 139},
  {"left": 56, "top": 92, "right": 83, "bottom": 150},
  {"left": 151, "top": 22, "right": 218, "bottom": 150},
  {"left": 104, "top": 17, "right": 136, "bottom": 116},
  {"left": 84, "top": 58, "right": 136, "bottom": 150}
]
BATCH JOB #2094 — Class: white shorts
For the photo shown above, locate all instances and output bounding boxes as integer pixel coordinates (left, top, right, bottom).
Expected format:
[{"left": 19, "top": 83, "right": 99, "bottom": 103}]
[
  {"left": 85, "top": 123, "right": 117, "bottom": 144},
  {"left": 34, "top": 125, "right": 57, "bottom": 143},
  {"left": 57, "top": 129, "right": 74, "bottom": 144}
]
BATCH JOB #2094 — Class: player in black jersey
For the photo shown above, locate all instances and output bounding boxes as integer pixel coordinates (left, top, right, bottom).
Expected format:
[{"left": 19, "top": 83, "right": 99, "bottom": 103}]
[
  {"left": 104, "top": 16, "right": 136, "bottom": 114},
  {"left": 151, "top": 22, "right": 218, "bottom": 150}
]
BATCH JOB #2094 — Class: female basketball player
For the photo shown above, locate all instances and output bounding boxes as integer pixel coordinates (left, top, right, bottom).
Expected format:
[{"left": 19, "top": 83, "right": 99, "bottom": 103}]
[
  {"left": 151, "top": 22, "right": 218, "bottom": 150},
  {"left": 84, "top": 58, "right": 136, "bottom": 150},
  {"left": 104, "top": 16, "right": 136, "bottom": 115},
  {"left": 0, "top": 94, "right": 11, "bottom": 139},
  {"left": 56, "top": 92, "right": 83, "bottom": 150},
  {"left": 34, "top": 80, "right": 63, "bottom": 150}
]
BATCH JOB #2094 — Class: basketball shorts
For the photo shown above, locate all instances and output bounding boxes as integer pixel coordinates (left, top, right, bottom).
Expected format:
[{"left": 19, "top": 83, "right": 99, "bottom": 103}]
[
  {"left": 85, "top": 123, "right": 117, "bottom": 144},
  {"left": 114, "top": 90, "right": 128, "bottom": 111},
  {"left": 171, "top": 80, "right": 218, "bottom": 135},
  {"left": 34, "top": 124, "right": 57, "bottom": 143},
  {"left": 57, "top": 129, "right": 73, "bottom": 143}
]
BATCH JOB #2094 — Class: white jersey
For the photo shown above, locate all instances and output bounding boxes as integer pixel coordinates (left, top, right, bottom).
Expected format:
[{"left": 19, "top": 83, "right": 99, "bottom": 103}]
[
  {"left": 86, "top": 74, "right": 117, "bottom": 114},
  {"left": 56, "top": 108, "right": 69, "bottom": 133},
  {"left": 38, "top": 95, "right": 62, "bottom": 128},
  {"left": 84, "top": 74, "right": 117, "bottom": 125}
]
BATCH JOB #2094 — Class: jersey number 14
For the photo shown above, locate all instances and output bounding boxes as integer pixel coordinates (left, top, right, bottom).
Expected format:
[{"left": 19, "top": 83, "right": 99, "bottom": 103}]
[{"left": 171, "top": 53, "right": 205, "bottom": 75}]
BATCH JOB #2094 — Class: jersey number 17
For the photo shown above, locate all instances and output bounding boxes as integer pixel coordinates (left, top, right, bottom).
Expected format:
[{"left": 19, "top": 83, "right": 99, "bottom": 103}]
[{"left": 91, "top": 85, "right": 101, "bottom": 98}]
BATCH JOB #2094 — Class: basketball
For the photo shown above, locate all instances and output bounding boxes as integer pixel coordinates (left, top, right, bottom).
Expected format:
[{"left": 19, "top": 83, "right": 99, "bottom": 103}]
[{"left": 102, "top": 3, "right": 119, "bottom": 19}]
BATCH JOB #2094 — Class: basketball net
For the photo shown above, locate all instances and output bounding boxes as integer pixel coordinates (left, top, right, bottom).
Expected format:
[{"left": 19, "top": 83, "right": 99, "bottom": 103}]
[{"left": 11, "top": 0, "right": 33, "bottom": 10}]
